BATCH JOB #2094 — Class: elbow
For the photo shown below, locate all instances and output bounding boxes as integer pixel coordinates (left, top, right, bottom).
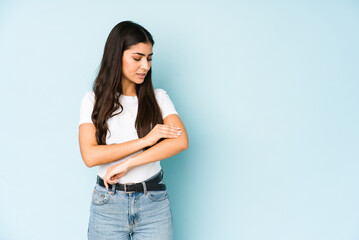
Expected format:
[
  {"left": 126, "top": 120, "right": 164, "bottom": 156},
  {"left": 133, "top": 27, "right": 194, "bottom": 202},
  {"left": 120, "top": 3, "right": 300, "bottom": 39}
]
[
  {"left": 84, "top": 161, "right": 94, "bottom": 168},
  {"left": 82, "top": 155, "right": 96, "bottom": 168},
  {"left": 173, "top": 141, "right": 188, "bottom": 151},
  {"left": 79, "top": 145, "right": 98, "bottom": 168},
  {"left": 181, "top": 141, "right": 189, "bottom": 151},
  {"left": 84, "top": 159, "right": 94, "bottom": 168},
  {"left": 80, "top": 145, "right": 101, "bottom": 168}
]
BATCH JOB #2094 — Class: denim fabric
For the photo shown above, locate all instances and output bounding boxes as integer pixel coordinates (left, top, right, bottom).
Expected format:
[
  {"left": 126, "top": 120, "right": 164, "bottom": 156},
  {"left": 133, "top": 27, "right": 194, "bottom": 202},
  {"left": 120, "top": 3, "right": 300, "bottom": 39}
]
[{"left": 88, "top": 171, "right": 173, "bottom": 240}]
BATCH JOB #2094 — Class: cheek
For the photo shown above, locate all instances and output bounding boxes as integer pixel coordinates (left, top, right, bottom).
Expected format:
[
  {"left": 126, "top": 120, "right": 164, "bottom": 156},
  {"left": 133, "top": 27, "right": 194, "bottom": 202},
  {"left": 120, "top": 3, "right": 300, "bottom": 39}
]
[
  {"left": 122, "top": 59, "right": 137, "bottom": 73},
  {"left": 122, "top": 58, "right": 129, "bottom": 70}
]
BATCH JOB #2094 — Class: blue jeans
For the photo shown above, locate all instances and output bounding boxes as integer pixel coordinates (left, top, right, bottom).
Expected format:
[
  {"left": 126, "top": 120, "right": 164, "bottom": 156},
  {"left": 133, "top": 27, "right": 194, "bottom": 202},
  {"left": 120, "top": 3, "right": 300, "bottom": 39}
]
[{"left": 88, "top": 171, "right": 173, "bottom": 240}]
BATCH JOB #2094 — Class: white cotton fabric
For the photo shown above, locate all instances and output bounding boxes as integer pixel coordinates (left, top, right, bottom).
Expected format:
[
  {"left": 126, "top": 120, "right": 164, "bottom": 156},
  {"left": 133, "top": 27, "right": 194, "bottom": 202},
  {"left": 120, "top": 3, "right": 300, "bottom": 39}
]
[{"left": 79, "top": 88, "right": 178, "bottom": 183}]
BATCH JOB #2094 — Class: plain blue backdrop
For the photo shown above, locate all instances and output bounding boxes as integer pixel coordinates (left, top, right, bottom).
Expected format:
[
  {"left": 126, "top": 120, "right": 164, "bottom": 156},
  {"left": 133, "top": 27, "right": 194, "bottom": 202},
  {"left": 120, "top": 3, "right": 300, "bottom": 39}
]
[{"left": 0, "top": 0, "right": 358, "bottom": 239}]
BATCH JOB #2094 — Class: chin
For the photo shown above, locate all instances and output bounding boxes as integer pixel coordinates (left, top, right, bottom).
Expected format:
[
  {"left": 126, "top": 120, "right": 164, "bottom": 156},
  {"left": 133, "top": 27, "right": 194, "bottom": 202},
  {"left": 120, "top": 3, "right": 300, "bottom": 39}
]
[{"left": 133, "top": 79, "right": 145, "bottom": 85}]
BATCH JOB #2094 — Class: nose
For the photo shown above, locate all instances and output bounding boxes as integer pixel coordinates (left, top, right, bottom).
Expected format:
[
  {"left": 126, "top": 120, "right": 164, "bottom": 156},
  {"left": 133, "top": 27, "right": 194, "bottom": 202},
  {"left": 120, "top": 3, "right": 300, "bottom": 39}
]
[{"left": 140, "top": 58, "right": 151, "bottom": 71}]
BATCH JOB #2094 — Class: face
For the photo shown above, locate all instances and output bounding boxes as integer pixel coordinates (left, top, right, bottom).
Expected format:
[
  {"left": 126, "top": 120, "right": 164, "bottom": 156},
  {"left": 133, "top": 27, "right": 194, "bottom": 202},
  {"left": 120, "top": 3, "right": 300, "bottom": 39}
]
[{"left": 121, "top": 42, "right": 153, "bottom": 87}]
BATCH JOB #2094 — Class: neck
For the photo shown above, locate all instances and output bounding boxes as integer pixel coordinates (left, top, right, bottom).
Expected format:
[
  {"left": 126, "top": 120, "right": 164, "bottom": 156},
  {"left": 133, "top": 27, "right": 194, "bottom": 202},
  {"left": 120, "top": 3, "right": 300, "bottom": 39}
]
[{"left": 121, "top": 80, "right": 136, "bottom": 96}]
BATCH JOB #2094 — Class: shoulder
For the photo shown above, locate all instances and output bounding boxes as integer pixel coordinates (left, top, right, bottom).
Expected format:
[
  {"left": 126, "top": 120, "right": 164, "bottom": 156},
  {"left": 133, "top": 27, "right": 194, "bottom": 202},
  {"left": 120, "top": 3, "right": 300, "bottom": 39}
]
[
  {"left": 154, "top": 88, "right": 167, "bottom": 96},
  {"left": 154, "top": 88, "right": 168, "bottom": 101},
  {"left": 86, "top": 91, "right": 95, "bottom": 97},
  {"left": 82, "top": 91, "right": 95, "bottom": 100},
  {"left": 80, "top": 91, "right": 95, "bottom": 105}
]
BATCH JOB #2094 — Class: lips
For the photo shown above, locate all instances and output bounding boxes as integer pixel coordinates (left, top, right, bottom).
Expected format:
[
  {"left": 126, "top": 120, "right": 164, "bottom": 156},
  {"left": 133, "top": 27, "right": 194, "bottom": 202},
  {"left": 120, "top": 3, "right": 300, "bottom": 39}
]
[{"left": 137, "top": 73, "right": 146, "bottom": 78}]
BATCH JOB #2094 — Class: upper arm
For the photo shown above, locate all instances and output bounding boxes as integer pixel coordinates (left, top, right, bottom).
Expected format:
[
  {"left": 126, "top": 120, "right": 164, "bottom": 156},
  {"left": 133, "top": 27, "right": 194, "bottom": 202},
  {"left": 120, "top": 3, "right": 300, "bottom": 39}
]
[
  {"left": 78, "top": 91, "right": 97, "bottom": 165},
  {"left": 78, "top": 123, "right": 98, "bottom": 166},
  {"left": 163, "top": 114, "right": 189, "bottom": 149}
]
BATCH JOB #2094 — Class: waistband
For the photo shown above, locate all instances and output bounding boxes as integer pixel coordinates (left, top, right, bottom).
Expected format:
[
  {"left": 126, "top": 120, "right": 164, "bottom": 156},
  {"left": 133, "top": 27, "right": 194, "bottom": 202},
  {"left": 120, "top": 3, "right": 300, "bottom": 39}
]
[{"left": 96, "top": 169, "right": 166, "bottom": 193}]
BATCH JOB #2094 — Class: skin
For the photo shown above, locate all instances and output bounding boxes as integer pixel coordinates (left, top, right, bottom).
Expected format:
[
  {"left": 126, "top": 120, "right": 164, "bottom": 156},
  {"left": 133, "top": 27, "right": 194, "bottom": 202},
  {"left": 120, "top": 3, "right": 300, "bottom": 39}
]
[
  {"left": 121, "top": 42, "right": 153, "bottom": 96},
  {"left": 78, "top": 42, "right": 189, "bottom": 189},
  {"left": 102, "top": 112, "right": 188, "bottom": 189}
]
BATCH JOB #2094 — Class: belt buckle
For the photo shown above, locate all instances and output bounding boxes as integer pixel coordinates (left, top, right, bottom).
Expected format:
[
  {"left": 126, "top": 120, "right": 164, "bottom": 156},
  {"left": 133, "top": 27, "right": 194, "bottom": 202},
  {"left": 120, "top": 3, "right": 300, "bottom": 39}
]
[{"left": 124, "top": 182, "right": 136, "bottom": 193}]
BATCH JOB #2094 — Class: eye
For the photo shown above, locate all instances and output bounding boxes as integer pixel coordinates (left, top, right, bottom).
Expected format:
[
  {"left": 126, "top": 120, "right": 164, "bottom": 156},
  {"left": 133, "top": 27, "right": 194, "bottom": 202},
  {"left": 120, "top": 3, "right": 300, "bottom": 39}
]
[{"left": 133, "top": 58, "right": 152, "bottom": 62}]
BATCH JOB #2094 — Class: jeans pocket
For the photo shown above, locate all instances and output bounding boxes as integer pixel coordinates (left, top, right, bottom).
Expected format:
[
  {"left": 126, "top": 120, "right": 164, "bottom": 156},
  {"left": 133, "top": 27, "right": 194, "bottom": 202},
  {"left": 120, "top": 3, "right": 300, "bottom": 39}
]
[
  {"left": 147, "top": 190, "right": 169, "bottom": 202},
  {"left": 91, "top": 185, "right": 112, "bottom": 206}
]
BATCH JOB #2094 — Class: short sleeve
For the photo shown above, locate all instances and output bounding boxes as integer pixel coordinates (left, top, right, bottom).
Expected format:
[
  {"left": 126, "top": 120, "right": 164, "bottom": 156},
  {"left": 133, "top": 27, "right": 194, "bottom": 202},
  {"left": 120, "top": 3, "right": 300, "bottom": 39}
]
[
  {"left": 79, "top": 91, "right": 95, "bottom": 125},
  {"left": 155, "top": 88, "right": 178, "bottom": 120}
]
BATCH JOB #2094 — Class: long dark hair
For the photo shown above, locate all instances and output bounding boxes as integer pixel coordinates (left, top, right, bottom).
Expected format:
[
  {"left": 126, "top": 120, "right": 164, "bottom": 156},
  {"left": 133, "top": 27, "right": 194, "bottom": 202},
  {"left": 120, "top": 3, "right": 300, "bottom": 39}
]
[{"left": 91, "top": 21, "right": 163, "bottom": 146}]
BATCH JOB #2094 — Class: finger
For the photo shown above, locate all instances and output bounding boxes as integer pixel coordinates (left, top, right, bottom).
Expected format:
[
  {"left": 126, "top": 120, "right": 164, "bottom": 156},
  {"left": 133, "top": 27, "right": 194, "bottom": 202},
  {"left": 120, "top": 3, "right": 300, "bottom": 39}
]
[
  {"left": 163, "top": 124, "right": 181, "bottom": 130},
  {"left": 104, "top": 178, "right": 109, "bottom": 190},
  {"left": 161, "top": 128, "right": 182, "bottom": 137},
  {"left": 112, "top": 174, "right": 121, "bottom": 179},
  {"left": 162, "top": 132, "right": 182, "bottom": 139},
  {"left": 159, "top": 124, "right": 180, "bottom": 130},
  {"left": 160, "top": 126, "right": 181, "bottom": 133},
  {"left": 109, "top": 178, "right": 119, "bottom": 185}
]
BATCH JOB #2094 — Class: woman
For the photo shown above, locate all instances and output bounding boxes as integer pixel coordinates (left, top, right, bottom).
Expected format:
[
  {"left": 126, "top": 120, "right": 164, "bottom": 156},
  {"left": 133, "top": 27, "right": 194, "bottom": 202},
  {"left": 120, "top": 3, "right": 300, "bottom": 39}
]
[{"left": 78, "top": 20, "right": 188, "bottom": 240}]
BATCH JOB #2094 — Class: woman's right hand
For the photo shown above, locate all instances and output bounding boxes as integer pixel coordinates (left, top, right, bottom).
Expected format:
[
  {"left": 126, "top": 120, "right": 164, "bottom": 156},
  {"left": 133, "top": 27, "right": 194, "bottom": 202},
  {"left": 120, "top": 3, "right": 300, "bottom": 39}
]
[{"left": 143, "top": 124, "right": 182, "bottom": 146}]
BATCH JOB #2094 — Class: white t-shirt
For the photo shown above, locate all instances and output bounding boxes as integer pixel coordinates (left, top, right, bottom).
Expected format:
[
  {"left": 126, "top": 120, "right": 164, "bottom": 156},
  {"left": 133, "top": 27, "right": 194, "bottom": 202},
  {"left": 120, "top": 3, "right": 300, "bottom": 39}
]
[{"left": 79, "top": 88, "right": 178, "bottom": 183}]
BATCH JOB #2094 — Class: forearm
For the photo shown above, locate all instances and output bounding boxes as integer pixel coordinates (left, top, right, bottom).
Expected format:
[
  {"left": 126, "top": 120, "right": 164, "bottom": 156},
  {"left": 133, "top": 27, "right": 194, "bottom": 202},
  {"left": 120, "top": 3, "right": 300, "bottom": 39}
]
[
  {"left": 82, "top": 138, "right": 150, "bottom": 167},
  {"left": 126, "top": 138, "right": 187, "bottom": 169}
]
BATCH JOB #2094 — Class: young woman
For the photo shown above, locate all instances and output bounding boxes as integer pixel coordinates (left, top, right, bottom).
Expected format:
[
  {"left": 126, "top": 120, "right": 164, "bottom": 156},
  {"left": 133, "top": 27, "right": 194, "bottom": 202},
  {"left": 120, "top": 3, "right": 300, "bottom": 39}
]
[{"left": 78, "top": 21, "right": 188, "bottom": 240}]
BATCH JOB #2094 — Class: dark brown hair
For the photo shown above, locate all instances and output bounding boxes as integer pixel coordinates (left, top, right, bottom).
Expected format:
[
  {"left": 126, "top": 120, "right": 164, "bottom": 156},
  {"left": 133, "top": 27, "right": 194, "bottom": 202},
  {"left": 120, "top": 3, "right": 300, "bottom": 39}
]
[{"left": 91, "top": 21, "right": 163, "bottom": 147}]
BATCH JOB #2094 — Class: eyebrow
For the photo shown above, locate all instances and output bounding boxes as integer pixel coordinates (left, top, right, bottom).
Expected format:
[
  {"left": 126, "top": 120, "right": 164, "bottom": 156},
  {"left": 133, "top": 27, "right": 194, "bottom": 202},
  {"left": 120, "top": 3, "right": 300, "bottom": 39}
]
[{"left": 131, "top": 52, "right": 153, "bottom": 56}]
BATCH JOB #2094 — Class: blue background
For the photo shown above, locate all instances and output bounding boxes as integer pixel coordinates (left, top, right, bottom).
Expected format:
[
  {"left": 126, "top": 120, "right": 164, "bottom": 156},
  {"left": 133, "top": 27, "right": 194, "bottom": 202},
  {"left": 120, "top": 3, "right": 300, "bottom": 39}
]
[{"left": 1, "top": 1, "right": 358, "bottom": 239}]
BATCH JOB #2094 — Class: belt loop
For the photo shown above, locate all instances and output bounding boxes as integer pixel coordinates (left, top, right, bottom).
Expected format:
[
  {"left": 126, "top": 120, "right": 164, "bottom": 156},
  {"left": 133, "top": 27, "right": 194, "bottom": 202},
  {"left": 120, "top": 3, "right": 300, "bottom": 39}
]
[
  {"left": 141, "top": 181, "right": 147, "bottom": 195},
  {"left": 111, "top": 182, "right": 116, "bottom": 195}
]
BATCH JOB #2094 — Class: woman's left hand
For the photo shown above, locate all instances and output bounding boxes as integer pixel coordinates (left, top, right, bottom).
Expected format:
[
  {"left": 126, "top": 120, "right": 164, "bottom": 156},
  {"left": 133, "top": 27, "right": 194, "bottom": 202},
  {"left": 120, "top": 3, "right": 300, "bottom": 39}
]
[{"left": 103, "top": 160, "right": 131, "bottom": 189}]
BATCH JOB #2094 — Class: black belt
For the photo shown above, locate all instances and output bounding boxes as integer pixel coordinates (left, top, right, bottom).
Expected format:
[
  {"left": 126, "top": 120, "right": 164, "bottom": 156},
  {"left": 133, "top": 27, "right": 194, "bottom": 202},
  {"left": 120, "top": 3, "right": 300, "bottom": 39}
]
[{"left": 96, "top": 169, "right": 166, "bottom": 193}]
